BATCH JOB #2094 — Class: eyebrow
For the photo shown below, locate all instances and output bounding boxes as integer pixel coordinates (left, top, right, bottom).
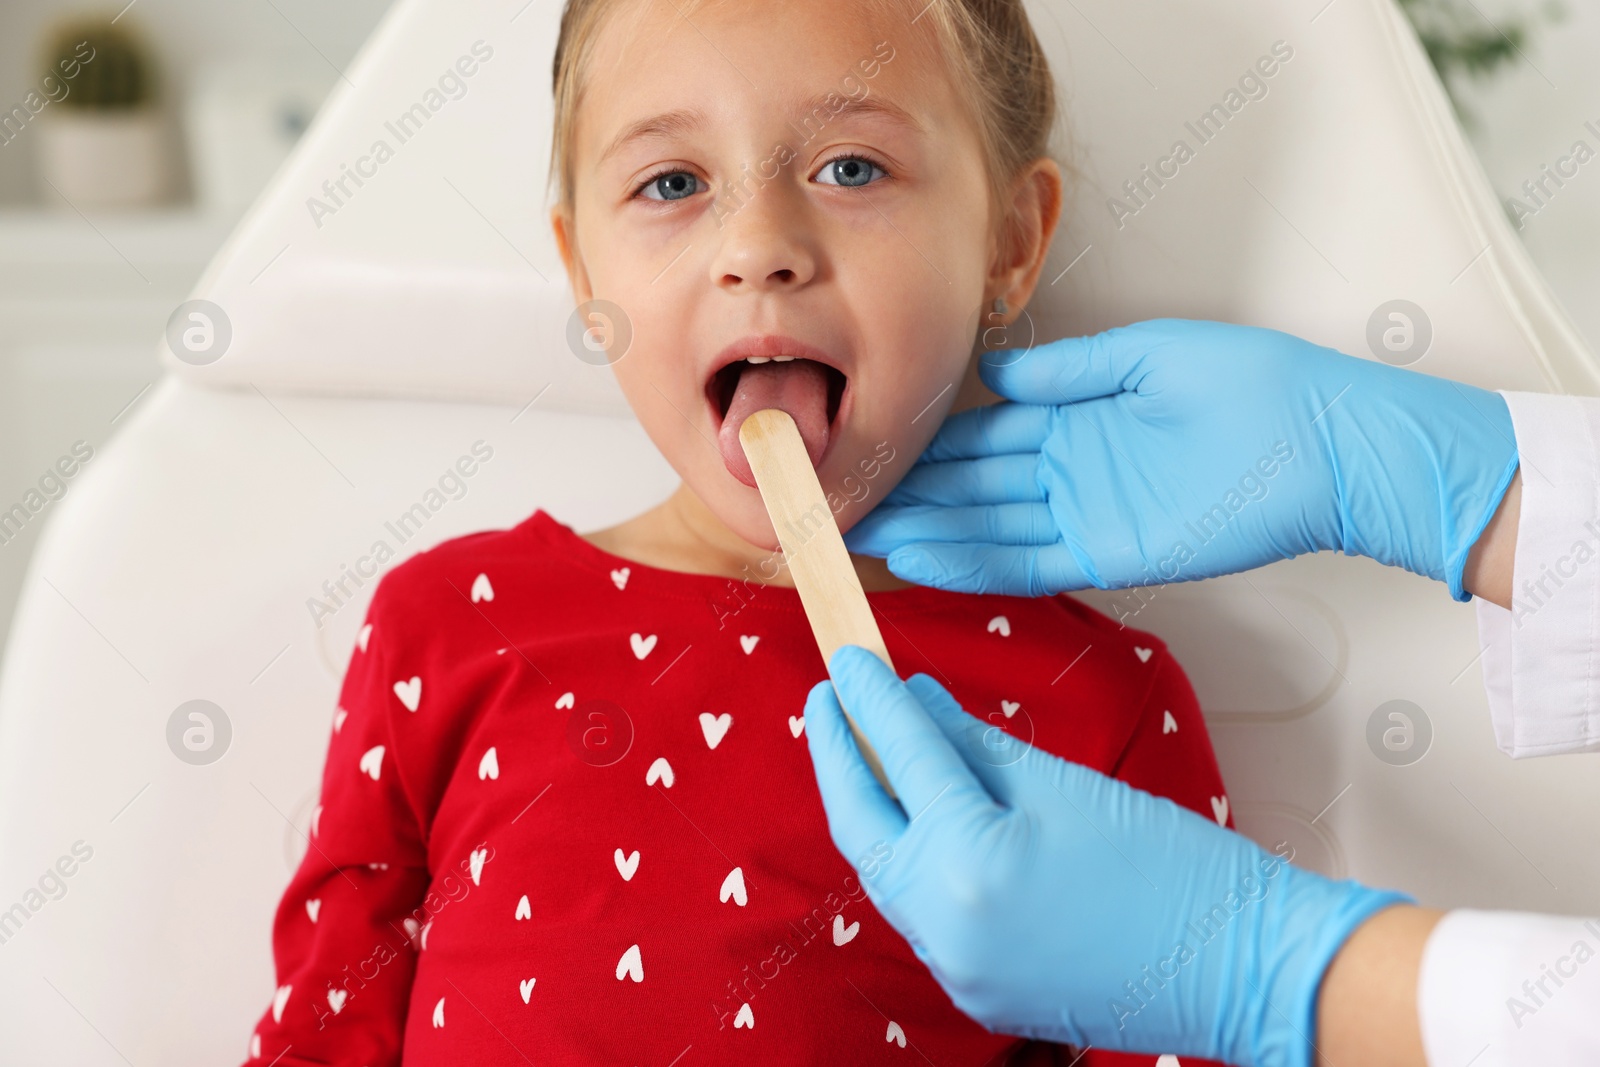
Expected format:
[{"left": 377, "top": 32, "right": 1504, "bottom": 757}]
[{"left": 597, "top": 92, "right": 925, "bottom": 167}]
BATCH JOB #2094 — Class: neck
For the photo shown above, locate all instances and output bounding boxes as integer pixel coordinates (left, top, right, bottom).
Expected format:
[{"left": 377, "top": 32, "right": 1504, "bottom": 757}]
[{"left": 583, "top": 483, "right": 915, "bottom": 593}]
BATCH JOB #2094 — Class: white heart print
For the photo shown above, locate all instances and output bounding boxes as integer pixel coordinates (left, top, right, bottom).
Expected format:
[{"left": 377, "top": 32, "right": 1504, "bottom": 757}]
[
  {"left": 1163, "top": 710, "right": 1179, "bottom": 734},
  {"left": 1135, "top": 646, "right": 1154, "bottom": 663},
  {"left": 720, "top": 866, "right": 747, "bottom": 906},
  {"left": 645, "top": 757, "right": 674, "bottom": 788},
  {"left": 359, "top": 745, "right": 384, "bottom": 780},
  {"left": 469, "top": 847, "right": 488, "bottom": 885},
  {"left": 1211, "top": 796, "right": 1229, "bottom": 826},
  {"left": 393, "top": 676, "right": 422, "bottom": 712},
  {"left": 310, "top": 804, "right": 322, "bottom": 838},
  {"left": 357, "top": 624, "right": 372, "bottom": 652},
  {"left": 471, "top": 573, "right": 494, "bottom": 603},
  {"left": 788, "top": 715, "right": 805, "bottom": 738},
  {"left": 1001, "top": 700, "right": 1020, "bottom": 719},
  {"left": 611, "top": 567, "right": 630, "bottom": 590},
  {"left": 699, "top": 711, "right": 732, "bottom": 749},
  {"left": 886, "top": 1021, "right": 906, "bottom": 1047},
  {"left": 630, "top": 633, "right": 657, "bottom": 660},
  {"left": 515, "top": 894, "right": 531, "bottom": 920},
  {"left": 519, "top": 977, "right": 537, "bottom": 1003},
  {"left": 987, "top": 615, "right": 1011, "bottom": 637},
  {"left": 555, "top": 691, "right": 575, "bottom": 709},
  {"left": 833, "top": 913, "right": 859, "bottom": 946},
  {"left": 305, "top": 898, "right": 321, "bottom": 923},
  {"left": 431, "top": 997, "right": 445, "bottom": 1028},
  {"left": 616, "top": 943, "right": 643, "bottom": 982},
  {"left": 734, "top": 1002, "right": 754, "bottom": 1029},
  {"left": 272, "top": 984, "right": 291, "bottom": 1023},
  {"left": 332, "top": 707, "right": 347, "bottom": 734},
  {"left": 615, "top": 848, "right": 640, "bottom": 881},
  {"left": 328, "top": 988, "right": 347, "bottom": 1014},
  {"left": 478, "top": 747, "right": 499, "bottom": 780},
  {"left": 250, "top": 1033, "right": 260, "bottom": 1059},
  {"left": 739, "top": 634, "right": 759, "bottom": 654}
]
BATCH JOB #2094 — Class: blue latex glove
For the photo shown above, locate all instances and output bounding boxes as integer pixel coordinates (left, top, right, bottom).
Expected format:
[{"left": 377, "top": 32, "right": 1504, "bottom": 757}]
[
  {"left": 805, "top": 644, "right": 1412, "bottom": 1067},
  {"left": 845, "top": 319, "right": 1519, "bottom": 600}
]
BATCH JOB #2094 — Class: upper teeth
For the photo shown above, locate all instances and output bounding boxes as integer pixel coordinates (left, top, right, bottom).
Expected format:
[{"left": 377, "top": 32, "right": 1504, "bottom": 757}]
[{"left": 744, "top": 356, "right": 796, "bottom": 364}]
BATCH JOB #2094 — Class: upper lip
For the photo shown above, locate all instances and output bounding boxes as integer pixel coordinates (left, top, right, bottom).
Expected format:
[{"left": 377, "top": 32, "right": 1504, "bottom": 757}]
[{"left": 703, "top": 334, "right": 849, "bottom": 386}]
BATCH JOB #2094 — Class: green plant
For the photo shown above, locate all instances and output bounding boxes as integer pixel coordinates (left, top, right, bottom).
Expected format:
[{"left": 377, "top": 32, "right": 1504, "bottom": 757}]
[
  {"left": 1397, "top": 0, "right": 1562, "bottom": 126},
  {"left": 43, "top": 17, "right": 152, "bottom": 110}
]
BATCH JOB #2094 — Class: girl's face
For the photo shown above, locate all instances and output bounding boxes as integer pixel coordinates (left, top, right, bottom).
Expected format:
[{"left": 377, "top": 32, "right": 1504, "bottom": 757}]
[{"left": 553, "top": 0, "right": 1052, "bottom": 552}]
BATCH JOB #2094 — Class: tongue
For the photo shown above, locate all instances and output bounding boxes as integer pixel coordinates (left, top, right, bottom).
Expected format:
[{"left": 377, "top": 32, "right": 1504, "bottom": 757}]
[{"left": 718, "top": 360, "right": 832, "bottom": 488}]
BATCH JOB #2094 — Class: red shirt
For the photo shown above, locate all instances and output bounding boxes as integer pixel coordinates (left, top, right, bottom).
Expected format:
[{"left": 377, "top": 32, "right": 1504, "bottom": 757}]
[{"left": 244, "top": 508, "right": 1233, "bottom": 1067}]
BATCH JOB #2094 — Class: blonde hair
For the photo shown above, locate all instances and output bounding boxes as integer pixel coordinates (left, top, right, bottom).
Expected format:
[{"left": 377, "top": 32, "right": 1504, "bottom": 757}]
[{"left": 548, "top": 0, "right": 1061, "bottom": 246}]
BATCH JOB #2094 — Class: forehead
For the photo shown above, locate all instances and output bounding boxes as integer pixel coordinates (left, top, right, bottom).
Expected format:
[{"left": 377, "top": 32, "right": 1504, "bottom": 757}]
[{"left": 575, "top": 0, "right": 958, "bottom": 156}]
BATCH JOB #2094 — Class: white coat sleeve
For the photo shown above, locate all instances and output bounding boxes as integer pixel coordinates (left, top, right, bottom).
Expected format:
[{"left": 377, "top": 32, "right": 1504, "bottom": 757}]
[
  {"left": 1432, "top": 394, "right": 1600, "bottom": 1064},
  {"left": 1473, "top": 390, "right": 1600, "bottom": 757},
  {"left": 1418, "top": 910, "right": 1600, "bottom": 1066}
]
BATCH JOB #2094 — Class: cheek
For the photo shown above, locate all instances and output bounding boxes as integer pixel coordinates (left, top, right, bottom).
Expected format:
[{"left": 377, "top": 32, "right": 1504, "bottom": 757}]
[
  {"left": 823, "top": 308, "right": 972, "bottom": 530},
  {"left": 609, "top": 360, "right": 688, "bottom": 445},
  {"left": 821, "top": 220, "right": 987, "bottom": 524},
  {"left": 853, "top": 189, "right": 990, "bottom": 397},
  {"left": 845, "top": 265, "right": 984, "bottom": 439},
  {"left": 605, "top": 344, "right": 725, "bottom": 502}
]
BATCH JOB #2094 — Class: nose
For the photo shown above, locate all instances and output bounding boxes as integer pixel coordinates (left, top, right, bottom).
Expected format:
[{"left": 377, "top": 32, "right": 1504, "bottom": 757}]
[{"left": 707, "top": 185, "right": 817, "bottom": 295}]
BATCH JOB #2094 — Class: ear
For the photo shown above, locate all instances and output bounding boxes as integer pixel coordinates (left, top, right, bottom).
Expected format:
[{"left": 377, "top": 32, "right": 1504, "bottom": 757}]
[
  {"left": 985, "top": 157, "right": 1064, "bottom": 326},
  {"left": 956, "top": 159, "right": 1063, "bottom": 415},
  {"left": 550, "top": 205, "right": 594, "bottom": 306}
]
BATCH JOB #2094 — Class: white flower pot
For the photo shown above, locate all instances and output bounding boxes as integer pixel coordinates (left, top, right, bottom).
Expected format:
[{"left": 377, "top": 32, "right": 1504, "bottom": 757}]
[{"left": 36, "top": 108, "right": 173, "bottom": 210}]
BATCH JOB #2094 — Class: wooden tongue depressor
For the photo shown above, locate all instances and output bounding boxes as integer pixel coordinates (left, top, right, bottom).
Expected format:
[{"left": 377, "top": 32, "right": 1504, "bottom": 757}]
[{"left": 739, "top": 407, "right": 899, "bottom": 802}]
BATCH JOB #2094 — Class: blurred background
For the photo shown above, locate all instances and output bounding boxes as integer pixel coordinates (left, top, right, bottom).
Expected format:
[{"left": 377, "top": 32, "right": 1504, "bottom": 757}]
[{"left": 0, "top": 0, "right": 1593, "bottom": 656}]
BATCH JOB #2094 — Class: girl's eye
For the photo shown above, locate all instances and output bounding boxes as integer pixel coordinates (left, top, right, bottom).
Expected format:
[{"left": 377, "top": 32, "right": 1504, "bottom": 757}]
[
  {"left": 815, "top": 155, "right": 884, "bottom": 189},
  {"left": 637, "top": 171, "right": 701, "bottom": 202},
  {"left": 632, "top": 156, "right": 884, "bottom": 201}
]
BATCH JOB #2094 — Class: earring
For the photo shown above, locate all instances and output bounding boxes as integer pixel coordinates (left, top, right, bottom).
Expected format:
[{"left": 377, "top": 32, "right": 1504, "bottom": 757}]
[{"left": 992, "top": 297, "right": 1008, "bottom": 316}]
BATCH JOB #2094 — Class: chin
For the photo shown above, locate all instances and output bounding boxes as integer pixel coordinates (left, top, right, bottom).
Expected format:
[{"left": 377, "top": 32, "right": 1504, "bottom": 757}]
[
  {"left": 706, "top": 480, "right": 788, "bottom": 555},
  {"left": 700, "top": 460, "right": 876, "bottom": 559}
]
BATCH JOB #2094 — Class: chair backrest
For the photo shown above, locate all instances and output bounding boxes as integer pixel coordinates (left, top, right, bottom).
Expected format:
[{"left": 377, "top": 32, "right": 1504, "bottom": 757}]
[{"left": 1, "top": 0, "right": 1596, "bottom": 1062}]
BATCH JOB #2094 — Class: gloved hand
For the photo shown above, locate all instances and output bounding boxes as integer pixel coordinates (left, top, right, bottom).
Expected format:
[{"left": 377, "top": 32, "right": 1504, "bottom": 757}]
[
  {"left": 805, "top": 644, "right": 1413, "bottom": 1067},
  {"left": 845, "top": 319, "right": 1519, "bottom": 600}
]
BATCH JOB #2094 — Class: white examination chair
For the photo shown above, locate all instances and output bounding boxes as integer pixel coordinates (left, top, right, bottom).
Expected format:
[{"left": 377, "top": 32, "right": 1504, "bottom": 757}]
[{"left": 1, "top": 0, "right": 1597, "bottom": 1061}]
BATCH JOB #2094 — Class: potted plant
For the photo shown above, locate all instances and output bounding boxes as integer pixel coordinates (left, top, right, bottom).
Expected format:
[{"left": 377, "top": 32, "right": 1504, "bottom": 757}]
[
  {"left": 35, "top": 16, "right": 174, "bottom": 209},
  {"left": 1397, "top": 0, "right": 1563, "bottom": 127}
]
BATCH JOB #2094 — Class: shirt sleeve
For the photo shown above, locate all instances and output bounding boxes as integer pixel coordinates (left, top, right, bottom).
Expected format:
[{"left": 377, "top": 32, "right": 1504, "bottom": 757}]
[
  {"left": 241, "top": 601, "right": 432, "bottom": 1066},
  {"left": 1474, "top": 390, "right": 1600, "bottom": 757},
  {"left": 1108, "top": 645, "right": 1233, "bottom": 829},
  {"left": 1092, "top": 648, "right": 1235, "bottom": 1067},
  {"left": 1418, "top": 909, "right": 1600, "bottom": 1066}
]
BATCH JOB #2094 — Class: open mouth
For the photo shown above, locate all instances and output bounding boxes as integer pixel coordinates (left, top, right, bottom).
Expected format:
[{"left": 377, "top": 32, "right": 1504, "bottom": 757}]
[
  {"left": 704, "top": 347, "right": 850, "bottom": 488},
  {"left": 708, "top": 357, "right": 847, "bottom": 428}
]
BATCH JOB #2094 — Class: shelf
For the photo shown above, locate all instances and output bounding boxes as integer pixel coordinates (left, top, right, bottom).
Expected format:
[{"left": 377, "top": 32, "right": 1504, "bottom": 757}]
[
  {"left": 0, "top": 204, "right": 236, "bottom": 261},
  {"left": 0, "top": 205, "right": 236, "bottom": 303}
]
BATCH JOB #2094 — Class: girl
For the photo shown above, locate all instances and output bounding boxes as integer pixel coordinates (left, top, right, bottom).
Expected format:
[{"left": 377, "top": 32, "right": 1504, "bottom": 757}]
[{"left": 244, "top": 1, "right": 1234, "bottom": 1063}]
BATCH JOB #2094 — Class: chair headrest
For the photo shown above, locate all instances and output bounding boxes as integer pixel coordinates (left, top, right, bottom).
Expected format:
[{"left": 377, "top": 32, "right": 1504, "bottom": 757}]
[{"left": 167, "top": 0, "right": 1599, "bottom": 411}]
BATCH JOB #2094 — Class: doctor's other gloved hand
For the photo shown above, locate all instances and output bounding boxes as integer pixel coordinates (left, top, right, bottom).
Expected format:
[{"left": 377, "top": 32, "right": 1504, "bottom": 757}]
[
  {"left": 805, "top": 645, "right": 1412, "bottom": 1067},
  {"left": 845, "top": 318, "right": 1519, "bottom": 601}
]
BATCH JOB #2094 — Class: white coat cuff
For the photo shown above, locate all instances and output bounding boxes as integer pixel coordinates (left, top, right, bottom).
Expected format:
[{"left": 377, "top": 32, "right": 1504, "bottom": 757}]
[
  {"left": 1419, "top": 909, "right": 1600, "bottom": 1067},
  {"left": 1474, "top": 391, "right": 1600, "bottom": 757}
]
